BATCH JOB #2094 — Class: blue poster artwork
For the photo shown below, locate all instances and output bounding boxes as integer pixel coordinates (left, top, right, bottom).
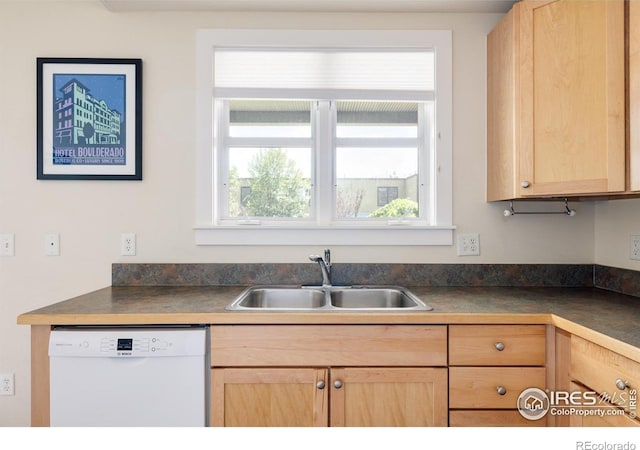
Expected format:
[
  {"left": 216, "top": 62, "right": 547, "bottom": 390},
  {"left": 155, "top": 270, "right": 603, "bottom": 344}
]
[{"left": 52, "top": 74, "right": 126, "bottom": 165}]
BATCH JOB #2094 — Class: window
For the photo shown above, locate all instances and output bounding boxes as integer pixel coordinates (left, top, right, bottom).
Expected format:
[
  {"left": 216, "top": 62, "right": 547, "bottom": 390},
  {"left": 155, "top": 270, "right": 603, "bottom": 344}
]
[
  {"left": 196, "top": 30, "right": 453, "bottom": 245},
  {"left": 222, "top": 99, "right": 313, "bottom": 220}
]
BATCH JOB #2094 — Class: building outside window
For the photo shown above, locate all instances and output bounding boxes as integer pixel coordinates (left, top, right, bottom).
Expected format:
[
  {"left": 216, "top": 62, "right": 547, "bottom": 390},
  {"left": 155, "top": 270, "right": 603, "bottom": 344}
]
[{"left": 377, "top": 186, "right": 400, "bottom": 207}]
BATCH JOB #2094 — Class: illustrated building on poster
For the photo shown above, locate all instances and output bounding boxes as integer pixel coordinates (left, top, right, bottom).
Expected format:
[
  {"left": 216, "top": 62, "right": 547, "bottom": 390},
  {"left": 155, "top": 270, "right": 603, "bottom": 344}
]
[{"left": 54, "top": 77, "right": 123, "bottom": 146}]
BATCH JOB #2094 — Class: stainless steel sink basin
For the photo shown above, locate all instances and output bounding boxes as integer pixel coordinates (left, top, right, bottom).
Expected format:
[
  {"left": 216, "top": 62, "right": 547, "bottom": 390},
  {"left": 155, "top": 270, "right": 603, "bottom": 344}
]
[
  {"left": 228, "top": 286, "right": 326, "bottom": 310},
  {"left": 226, "top": 285, "right": 432, "bottom": 311},
  {"left": 329, "top": 287, "right": 430, "bottom": 309}
]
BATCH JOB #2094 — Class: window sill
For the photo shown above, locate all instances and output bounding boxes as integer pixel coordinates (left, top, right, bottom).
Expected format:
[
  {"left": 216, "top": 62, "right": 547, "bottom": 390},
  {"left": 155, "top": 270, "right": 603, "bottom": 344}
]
[{"left": 194, "top": 225, "right": 455, "bottom": 246}]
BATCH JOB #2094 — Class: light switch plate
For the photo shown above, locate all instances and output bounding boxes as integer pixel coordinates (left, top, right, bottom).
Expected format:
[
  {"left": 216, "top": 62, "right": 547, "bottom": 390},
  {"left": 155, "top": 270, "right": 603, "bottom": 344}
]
[{"left": 45, "top": 233, "right": 60, "bottom": 256}]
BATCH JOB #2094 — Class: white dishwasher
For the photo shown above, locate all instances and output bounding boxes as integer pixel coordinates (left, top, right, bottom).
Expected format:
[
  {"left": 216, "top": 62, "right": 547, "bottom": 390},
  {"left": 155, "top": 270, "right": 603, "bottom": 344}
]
[{"left": 49, "top": 326, "right": 208, "bottom": 427}]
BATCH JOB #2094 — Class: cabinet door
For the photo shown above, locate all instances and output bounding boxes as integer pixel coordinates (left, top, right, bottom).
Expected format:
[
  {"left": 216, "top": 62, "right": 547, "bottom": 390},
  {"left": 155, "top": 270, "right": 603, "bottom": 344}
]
[
  {"left": 630, "top": 0, "right": 640, "bottom": 191},
  {"left": 570, "top": 335, "right": 640, "bottom": 403},
  {"left": 210, "top": 368, "right": 328, "bottom": 426},
  {"left": 329, "top": 367, "right": 448, "bottom": 427},
  {"left": 569, "top": 382, "right": 639, "bottom": 427},
  {"left": 518, "top": 0, "right": 625, "bottom": 196}
]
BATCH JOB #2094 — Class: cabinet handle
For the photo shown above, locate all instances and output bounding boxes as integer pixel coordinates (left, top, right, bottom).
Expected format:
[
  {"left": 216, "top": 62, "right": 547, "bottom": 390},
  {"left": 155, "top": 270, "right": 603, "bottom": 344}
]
[
  {"left": 495, "top": 342, "right": 505, "bottom": 351},
  {"left": 615, "top": 379, "right": 630, "bottom": 390},
  {"left": 316, "top": 380, "right": 325, "bottom": 390},
  {"left": 334, "top": 380, "right": 343, "bottom": 389},
  {"left": 521, "top": 181, "right": 530, "bottom": 188},
  {"left": 496, "top": 386, "right": 506, "bottom": 395}
]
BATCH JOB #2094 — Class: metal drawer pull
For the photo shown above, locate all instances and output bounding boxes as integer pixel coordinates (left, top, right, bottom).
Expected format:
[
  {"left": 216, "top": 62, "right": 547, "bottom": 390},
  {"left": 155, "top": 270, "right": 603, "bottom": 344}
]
[
  {"left": 495, "top": 342, "right": 505, "bottom": 351},
  {"left": 496, "top": 386, "right": 507, "bottom": 395},
  {"left": 334, "top": 380, "right": 343, "bottom": 389},
  {"left": 615, "top": 379, "right": 630, "bottom": 390},
  {"left": 316, "top": 380, "right": 325, "bottom": 390}
]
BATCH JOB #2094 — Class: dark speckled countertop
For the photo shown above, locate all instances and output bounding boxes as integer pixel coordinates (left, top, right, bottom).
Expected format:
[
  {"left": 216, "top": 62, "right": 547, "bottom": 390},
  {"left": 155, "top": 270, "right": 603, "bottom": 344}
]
[{"left": 17, "top": 285, "right": 640, "bottom": 362}]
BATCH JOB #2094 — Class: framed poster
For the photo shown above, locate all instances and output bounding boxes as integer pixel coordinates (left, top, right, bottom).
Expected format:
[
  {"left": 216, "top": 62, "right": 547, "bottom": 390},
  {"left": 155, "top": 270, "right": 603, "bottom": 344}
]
[{"left": 37, "top": 58, "right": 142, "bottom": 180}]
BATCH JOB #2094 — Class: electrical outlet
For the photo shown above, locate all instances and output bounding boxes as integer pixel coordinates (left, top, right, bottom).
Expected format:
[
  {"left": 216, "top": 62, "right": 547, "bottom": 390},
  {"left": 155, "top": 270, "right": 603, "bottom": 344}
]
[
  {"left": 121, "top": 233, "right": 136, "bottom": 256},
  {"left": 0, "top": 234, "right": 14, "bottom": 257},
  {"left": 630, "top": 236, "right": 640, "bottom": 261},
  {"left": 457, "top": 233, "right": 480, "bottom": 256},
  {"left": 0, "top": 373, "right": 14, "bottom": 396},
  {"left": 45, "top": 233, "right": 60, "bottom": 256}
]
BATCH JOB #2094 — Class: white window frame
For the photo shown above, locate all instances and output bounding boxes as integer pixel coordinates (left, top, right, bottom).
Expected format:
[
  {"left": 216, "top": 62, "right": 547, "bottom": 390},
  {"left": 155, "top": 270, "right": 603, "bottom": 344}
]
[{"left": 195, "top": 29, "right": 454, "bottom": 246}]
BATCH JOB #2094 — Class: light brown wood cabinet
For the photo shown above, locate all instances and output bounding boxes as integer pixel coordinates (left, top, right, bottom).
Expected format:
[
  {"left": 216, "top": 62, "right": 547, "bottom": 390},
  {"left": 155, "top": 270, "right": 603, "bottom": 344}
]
[
  {"left": 569, "top": 335, "right": 640, "bottom": 426},
  {"left": 24, "top": 321, "right": 640, "bottom": 427},
  {"left": 569, "top": 382, "right": 640, "bottom": 427},
  {"left": 448, "top": 324, "right": 547, "bottom": 426},
  {"left": 209, "top": 325, "right": 448, "bottom": 427},
  {"left": 629, "top": 0, "right": 640, "bottom": 191},
  {"left": 487, "top": 0, "right": 626, "bottom": 200},
  {"left": 211, "top": 366, "right": 448, "bottom": 427}
]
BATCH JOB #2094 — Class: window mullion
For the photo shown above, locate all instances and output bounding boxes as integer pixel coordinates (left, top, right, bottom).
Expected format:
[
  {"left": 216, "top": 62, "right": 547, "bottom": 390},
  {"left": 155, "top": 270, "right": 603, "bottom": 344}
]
[
  {"left": 215, "top": 100, "right": 230, "bottom": 222},
  {"left": 315, "top": 100, "right": 334, "bottom": 225},
  {"left": 225, "top": 137, "right": 312, "bottom": 148},
  {"left": 335, "top": 137, "right": 419, "bottom": 148},
  {"left": 418, "top": 103, "right": 430, "bottom": 223}
]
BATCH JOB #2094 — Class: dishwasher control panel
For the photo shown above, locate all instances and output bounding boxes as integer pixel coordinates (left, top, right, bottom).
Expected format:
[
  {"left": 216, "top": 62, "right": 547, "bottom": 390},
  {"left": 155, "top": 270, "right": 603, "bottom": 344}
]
[
  {"left": 49, "top": 328, "right": 206, "bottom": 358},
  {"left": 101, "top": 336, "right": 172, "bottom": 356}
]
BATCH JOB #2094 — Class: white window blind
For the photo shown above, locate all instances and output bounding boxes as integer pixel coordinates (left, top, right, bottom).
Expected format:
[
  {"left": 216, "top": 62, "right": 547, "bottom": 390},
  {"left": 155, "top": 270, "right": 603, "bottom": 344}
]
[{"left": 214, "top": 49, "right": 435, "bottom": 96}]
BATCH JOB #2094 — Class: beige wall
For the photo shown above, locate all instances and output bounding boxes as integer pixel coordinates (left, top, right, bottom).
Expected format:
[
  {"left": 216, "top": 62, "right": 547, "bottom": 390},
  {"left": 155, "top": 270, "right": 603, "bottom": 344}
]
[
  {"left": 0, "top": 1, "right": 600, "bottom": 426},
  {"left": 595, "top": 199, "right": 640, "bottom": 271}
]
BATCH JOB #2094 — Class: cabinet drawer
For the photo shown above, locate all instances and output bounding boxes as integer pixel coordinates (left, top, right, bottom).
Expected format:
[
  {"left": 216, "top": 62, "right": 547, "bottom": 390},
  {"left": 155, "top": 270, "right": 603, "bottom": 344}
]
[
  {"left": 449, "top": 410, "right": 546, "bottom": 427},
  {"left": 449, "top": 367, "right": 545, "bottom": 409},
  {"left": 571, "top": 410, "right": 640, "bottom": 428},
  {"left": 570, "top": 336, "right": 640, "bottom": 399},
  {"left": 449, "top": 325, "right": 546, "bottom": 366},
  {"left": 211, "top": 325, "right": 447, "bottom": 367},
  {"left": 569, "top": 381, "right": 640, "bottom": 427}
]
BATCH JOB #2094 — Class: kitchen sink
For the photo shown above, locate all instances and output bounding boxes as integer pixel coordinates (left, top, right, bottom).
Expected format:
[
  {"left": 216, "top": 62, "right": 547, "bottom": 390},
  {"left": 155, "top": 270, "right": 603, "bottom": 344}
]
[{"left": 226, "top": 285, "right": 433, "bottom": 311}]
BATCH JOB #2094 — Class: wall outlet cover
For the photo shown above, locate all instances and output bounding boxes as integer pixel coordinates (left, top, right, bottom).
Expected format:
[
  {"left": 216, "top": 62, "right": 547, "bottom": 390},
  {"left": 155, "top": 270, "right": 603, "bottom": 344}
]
[
  {"left": 630, "top": 235, "right": 640, "bottom": 261},
  {"left": 457, "top": 233, "right": 480, "bottom": 256},
  {"left": 121, "top": 233, "right": 136, "bottom": 256},
  {"left": 0, "top": 234, "right": 14, "bottom": 257},
  {"left": 0, "top": 373, "right": 14, "bottom": 396}
]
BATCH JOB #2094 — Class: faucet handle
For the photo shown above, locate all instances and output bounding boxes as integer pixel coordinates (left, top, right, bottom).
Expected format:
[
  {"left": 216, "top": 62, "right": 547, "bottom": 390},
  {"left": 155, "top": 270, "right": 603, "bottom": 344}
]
[{"left": 324, "top": 249, "right": 331, "bottom": 265}]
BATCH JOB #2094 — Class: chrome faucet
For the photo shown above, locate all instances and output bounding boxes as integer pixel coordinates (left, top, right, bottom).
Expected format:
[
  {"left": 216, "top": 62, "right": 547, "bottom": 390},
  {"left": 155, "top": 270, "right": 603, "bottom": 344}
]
[{"left": 309, "top": 249, "right": 332, "bottom": 287}]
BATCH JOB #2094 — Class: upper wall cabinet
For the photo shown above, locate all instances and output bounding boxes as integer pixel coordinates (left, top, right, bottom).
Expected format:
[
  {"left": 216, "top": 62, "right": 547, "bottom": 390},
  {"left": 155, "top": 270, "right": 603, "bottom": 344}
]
[{"left": 487, "top": 0, "right": 626, "bottom": 201}]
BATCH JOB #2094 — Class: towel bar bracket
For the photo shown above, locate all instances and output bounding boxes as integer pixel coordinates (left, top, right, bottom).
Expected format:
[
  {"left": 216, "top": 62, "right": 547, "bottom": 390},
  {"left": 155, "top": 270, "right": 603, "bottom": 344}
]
[{"left": 503, "top": 198, "right": 576, "bottom": 217}]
